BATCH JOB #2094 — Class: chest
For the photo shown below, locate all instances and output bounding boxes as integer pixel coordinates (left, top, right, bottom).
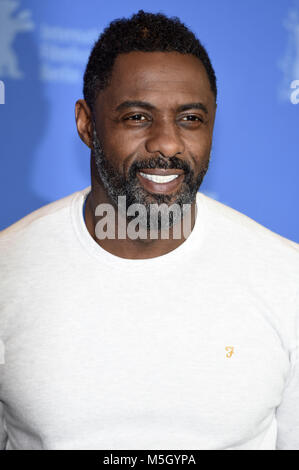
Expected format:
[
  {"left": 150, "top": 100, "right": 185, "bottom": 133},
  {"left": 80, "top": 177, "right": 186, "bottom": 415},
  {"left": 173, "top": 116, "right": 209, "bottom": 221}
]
[{"left": 2, "top": 286, "right": 290, "bottom": 448}]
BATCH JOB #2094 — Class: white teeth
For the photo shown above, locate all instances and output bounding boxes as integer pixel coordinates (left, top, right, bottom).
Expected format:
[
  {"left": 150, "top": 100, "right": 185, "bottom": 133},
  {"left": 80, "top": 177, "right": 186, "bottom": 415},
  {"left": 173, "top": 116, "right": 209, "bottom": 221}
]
[{"left": 139, "top": 172, "right": 179, "bottom": 183}]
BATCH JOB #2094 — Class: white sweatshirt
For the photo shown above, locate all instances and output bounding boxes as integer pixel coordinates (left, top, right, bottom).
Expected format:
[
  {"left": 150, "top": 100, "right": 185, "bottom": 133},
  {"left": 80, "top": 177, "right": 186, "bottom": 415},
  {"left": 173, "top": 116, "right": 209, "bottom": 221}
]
[{"left": 0, "top": 187, "right": 298, "bottom": 450}]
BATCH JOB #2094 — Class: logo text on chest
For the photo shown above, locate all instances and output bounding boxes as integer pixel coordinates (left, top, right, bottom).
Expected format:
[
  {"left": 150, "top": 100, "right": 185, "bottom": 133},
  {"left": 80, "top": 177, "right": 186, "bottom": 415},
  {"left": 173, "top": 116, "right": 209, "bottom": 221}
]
[{"left": 225, "top": 346, "right": 234, "bottom": 358}]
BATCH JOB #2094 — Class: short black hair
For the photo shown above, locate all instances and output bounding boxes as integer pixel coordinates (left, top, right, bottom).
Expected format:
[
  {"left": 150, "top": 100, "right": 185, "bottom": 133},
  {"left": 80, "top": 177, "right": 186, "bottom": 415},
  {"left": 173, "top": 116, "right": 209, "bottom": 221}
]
[{"left": 83, "top": 10, "right": 217, "bottom": 112}]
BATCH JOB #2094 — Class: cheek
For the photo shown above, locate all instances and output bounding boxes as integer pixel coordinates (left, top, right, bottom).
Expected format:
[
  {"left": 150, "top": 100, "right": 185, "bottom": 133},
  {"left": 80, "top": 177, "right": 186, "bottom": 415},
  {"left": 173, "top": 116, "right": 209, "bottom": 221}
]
[
  {"left": 103, "top": 130, "right": 146, "bottom": 172},
  {"left": 188, "top": 135, "right": 212, "bottom": 170},
  {"left": 97, "top": 126, "right": 131, "bottom": 166},
  {"left": 108, "top": 139, "right": 139, "bottom": 172},
  {"left": 101, "top": 136, "right": 143, "bottom": 178}
]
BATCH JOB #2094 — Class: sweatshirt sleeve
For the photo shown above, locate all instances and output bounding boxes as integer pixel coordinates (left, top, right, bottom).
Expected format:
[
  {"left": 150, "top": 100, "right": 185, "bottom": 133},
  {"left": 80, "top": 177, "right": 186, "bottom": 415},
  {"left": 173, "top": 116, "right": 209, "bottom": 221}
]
[
  {"left": 0, "top": 337, "right": 7, "bottom": 449},
  {"left": 276, "top": 292, "right": 299, "bottom": 450},
  {"left": 0, "top": 401, "right": 8, "bottom": 450}
]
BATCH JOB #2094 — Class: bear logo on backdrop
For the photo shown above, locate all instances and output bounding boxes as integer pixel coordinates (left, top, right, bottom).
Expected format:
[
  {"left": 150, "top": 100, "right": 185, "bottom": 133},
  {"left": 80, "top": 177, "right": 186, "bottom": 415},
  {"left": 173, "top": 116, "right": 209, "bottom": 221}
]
[{"left": 0, "top": 0, "right": 34, "bottom": 79}]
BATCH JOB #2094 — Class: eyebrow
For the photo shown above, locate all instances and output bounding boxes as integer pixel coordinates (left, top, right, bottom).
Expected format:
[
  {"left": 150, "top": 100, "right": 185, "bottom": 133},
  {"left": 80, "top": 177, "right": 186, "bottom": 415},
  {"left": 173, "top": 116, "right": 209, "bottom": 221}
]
[{"left": 115, "top": 100, "right": 209, "bottom": 115}]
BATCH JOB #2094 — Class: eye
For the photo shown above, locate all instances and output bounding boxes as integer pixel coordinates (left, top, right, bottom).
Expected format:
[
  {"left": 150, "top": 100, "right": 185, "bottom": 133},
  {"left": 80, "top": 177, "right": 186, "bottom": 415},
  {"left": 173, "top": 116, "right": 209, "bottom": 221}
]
[
  {"left": 124, "top": 114, "right": 148, "bottom": 121},
  {"left": 180, "top": 114, "right": 204, "bottom": 122}
]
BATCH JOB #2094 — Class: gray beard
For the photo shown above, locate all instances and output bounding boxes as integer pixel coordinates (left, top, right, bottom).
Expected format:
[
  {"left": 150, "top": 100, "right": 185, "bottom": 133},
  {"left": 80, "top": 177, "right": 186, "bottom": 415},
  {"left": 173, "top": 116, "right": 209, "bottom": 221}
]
[{"left": 92, "top": 126, "right": 210, "bottom": 231}]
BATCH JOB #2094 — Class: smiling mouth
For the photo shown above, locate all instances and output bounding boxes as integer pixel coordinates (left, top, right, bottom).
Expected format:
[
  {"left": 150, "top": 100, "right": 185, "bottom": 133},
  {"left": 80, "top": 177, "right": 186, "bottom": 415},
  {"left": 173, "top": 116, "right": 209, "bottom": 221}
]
[
  {"left": 139, "top": 172, "right": 179, "bottom": 183},
  {"left": 136, "top": 169, "right": 185, "bottom": 194}
]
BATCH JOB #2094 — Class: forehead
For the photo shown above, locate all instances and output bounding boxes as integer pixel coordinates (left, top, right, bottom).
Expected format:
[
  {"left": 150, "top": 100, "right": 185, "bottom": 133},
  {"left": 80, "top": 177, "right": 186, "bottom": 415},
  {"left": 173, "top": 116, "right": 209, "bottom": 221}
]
[{"left": 97, "top": 51, "right": 214, "bottom": 108}]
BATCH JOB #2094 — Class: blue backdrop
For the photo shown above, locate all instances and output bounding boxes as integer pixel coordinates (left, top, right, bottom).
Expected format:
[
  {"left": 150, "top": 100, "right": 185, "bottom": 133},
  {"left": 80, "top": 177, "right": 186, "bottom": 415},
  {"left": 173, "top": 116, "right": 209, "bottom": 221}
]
[{"left": 0, "top": 0, "right": 298, "bottom": 242}]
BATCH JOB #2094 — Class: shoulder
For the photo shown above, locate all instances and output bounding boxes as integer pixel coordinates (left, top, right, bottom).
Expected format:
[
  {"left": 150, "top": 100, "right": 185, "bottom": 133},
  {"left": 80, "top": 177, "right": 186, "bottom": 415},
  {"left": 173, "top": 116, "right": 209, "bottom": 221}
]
[
  {"left": 198, "top": 192, "right": 299, "bottom": 294},
  {"left": 199, "top": 192, "right": 299, "bottom": 257},
  {"left": 0, "top": 187, "right": 90, "bottom": 254}
]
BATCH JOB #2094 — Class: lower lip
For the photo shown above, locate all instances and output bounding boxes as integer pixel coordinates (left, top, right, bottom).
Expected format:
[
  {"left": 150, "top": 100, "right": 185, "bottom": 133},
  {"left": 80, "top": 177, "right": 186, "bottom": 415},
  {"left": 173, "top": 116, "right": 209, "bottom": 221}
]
[{"left": 137, "top": 172, "right": 184, "bottom": 194}]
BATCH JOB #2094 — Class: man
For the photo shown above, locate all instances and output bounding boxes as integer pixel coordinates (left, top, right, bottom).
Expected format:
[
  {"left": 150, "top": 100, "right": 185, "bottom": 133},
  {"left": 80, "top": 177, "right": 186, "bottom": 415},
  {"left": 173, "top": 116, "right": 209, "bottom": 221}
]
[{"left": 0, "top": 10, "right": 298, "bottom": 450}]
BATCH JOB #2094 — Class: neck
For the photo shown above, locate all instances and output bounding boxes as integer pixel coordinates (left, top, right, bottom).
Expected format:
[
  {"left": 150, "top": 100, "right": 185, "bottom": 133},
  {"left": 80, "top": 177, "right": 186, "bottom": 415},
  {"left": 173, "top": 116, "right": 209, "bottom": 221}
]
[{"left": 84, "top": 170, "right": 198, "bottom": 260}]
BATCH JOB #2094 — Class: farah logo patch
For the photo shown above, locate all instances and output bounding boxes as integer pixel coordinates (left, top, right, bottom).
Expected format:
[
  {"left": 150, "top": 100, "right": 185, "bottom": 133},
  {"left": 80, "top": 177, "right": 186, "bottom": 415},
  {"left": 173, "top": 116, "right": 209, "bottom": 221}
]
[{"left": 225, "top": 346, "right": 234, "bottom": 358}]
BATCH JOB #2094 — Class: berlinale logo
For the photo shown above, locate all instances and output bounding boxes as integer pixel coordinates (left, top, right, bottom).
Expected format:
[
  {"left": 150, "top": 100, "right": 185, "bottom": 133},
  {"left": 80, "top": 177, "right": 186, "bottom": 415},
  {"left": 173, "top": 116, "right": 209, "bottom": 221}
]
[
  {"left": 0, "top": 0, "right": 34, "bottom": 79},
  {"left": 0, "top": 80, "right": 4, "bottom": 104},
  {"left": 280, "top": 6, "right": 299, "bottom": 104},
  {"left": 290, "top": 79, "right": 299, "bottom": 104}
]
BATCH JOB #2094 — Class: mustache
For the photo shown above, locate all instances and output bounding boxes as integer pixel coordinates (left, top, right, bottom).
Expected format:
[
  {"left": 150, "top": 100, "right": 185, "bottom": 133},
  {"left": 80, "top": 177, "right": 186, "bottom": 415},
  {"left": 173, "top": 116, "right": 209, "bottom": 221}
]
[
  {"left": 91, "top": 128, "right": 194, "bottom": 183},
  {"left": 128, "top": 155, "right": 192, "bottom": 180}
]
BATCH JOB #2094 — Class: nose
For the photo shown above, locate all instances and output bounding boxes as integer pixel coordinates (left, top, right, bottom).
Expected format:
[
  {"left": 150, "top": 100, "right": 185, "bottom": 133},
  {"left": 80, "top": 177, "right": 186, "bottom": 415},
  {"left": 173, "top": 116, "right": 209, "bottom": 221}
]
[{"left": 145, "top": 119, "right": 185, "bottom": 158}]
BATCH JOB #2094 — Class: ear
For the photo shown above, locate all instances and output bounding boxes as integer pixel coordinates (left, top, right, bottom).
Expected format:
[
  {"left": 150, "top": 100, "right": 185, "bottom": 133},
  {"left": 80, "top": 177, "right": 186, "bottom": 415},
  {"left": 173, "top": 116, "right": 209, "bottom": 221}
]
[{"left": 75, "top": 99, "right": 94, "bottom": 149}]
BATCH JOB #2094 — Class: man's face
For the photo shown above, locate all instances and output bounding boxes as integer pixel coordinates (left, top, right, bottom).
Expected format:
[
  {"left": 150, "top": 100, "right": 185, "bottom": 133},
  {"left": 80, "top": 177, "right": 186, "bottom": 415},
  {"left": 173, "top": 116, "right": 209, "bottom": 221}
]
[{"left": 92, "top": 51, "right": 216, "bottom": 228}]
